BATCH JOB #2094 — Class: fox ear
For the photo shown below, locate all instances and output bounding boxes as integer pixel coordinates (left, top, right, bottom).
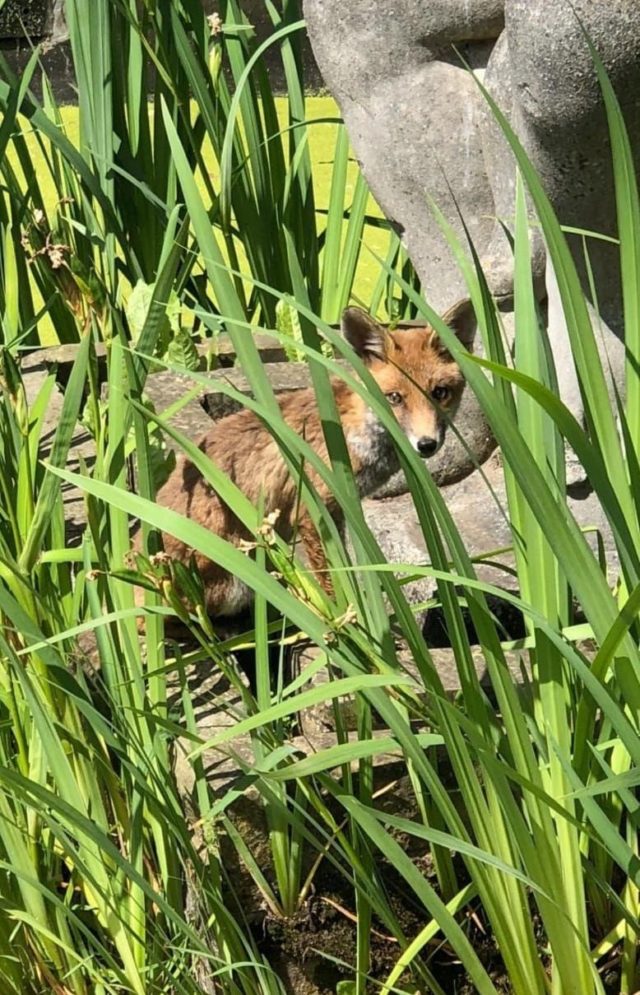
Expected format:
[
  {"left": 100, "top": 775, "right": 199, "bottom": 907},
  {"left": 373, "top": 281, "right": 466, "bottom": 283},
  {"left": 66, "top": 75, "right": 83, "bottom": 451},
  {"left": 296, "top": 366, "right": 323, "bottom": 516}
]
[
  {"left": 341, "top": 307, "right": 388, "bottom": 362},
  {"left": 440, "top": 298, "right": 476, "bottom": 351}
]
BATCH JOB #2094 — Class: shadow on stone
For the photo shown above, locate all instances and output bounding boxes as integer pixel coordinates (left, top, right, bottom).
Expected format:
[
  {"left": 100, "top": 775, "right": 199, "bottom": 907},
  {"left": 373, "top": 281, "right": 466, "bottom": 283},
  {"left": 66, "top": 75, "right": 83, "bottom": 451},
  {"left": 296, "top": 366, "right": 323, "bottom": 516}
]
[
  {"left": 162, "top": 608, "right": 295, "bottom": 700},
  {"left": 422, "top": 591, "right": 526, "bottom": 648}
]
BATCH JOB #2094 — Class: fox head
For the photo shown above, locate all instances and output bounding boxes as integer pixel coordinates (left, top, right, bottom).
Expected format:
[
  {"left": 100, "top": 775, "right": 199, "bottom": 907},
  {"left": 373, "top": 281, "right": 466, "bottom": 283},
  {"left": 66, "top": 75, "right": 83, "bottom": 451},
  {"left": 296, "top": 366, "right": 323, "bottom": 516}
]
[{"left": 341, "top": 299, "right": 475, "bottom": 458}]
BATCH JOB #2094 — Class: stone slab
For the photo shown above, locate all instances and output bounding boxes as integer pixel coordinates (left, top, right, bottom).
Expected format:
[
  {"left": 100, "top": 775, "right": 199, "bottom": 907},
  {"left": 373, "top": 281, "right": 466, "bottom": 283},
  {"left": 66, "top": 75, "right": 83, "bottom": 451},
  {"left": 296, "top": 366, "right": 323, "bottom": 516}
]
[
  {"left": 294, "top": 640, "right": 528, "bottom": 738},
  {"left": 361, "top": 449, "right": 619, "bottom": 635},
  {"left": 32, "top": 331, "right": 286, "bottom": 378}
]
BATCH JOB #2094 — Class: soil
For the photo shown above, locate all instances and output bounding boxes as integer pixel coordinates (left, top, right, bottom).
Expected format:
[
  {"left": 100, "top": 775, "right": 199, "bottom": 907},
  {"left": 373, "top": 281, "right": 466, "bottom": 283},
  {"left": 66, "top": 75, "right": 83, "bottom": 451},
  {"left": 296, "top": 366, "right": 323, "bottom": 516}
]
[
  {"left": 255, "top": 864, "right": 512, "bottom": 994},
  {"left": 223, "top": 776, "right": 513, "bottom": 995}
]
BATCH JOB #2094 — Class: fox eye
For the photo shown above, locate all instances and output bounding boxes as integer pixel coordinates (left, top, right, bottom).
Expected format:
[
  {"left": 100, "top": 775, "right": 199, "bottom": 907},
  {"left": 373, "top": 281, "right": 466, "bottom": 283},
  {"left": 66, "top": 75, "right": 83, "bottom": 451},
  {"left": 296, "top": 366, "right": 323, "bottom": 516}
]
[
  {"left": 386, "top": 391, "right": 403, "bottom": 406},
  {"left": 431, "top": 385, "right": 449, "bottom": 402}
]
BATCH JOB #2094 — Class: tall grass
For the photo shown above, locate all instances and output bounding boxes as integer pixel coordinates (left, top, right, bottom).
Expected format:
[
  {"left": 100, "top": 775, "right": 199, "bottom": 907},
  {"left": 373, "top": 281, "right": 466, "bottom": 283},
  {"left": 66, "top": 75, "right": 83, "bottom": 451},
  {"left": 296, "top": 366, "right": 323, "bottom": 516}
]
[{"left": 0, "top": 3, "right": 638, "bottom": 994}]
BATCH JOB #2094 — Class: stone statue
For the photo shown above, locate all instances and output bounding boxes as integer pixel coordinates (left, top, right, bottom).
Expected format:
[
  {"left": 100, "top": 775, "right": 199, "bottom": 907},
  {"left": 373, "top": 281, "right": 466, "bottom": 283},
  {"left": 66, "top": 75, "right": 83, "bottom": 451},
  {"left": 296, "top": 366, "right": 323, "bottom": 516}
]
[{"left": 303, "top": 0, "right": 640, "bottom": 487}]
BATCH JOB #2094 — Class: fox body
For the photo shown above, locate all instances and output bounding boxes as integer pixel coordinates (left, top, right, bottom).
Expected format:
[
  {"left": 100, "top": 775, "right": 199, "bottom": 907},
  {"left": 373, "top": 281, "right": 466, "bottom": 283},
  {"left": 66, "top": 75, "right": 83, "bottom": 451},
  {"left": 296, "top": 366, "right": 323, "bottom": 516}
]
[{"left": 140, "top": 300, "right": 474, "bottom": 616}]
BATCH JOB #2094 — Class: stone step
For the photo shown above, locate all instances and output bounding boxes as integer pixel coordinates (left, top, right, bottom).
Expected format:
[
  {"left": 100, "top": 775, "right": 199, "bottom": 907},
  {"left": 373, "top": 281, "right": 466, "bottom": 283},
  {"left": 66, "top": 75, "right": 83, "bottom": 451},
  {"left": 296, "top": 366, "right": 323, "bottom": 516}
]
[
  {"left": 144, "top": 361, "right": 312, "bottom": 429},
  {"left": 27, "top": 331, "right": 287, "bottom": 379},
  {"left": 291, "top": 640, "right": 529, "bottom": 738},
  {"left": 24, "top": 317, "right": 436, "bottom": 384}
]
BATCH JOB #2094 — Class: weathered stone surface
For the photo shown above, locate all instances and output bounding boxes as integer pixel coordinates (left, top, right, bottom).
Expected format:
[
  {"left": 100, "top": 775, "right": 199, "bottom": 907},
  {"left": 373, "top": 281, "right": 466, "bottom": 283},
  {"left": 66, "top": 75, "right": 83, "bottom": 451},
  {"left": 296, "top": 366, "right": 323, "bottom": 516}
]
[
  {"left": 360, "top": 450, "right": 619, "bottom": 625},
  {"left": 303, "top": 1, "right": 503, "bottom": 77},
  {"left": 360, "top": 490, "right": 437, "bottom": 611},
  {"left": 134, "top": 358, "right": 300, "bottom": 442},
  {"left": 500, "top": 0, "right": 640, "bottom": 480},
  {"left": 505, "top": 1, "right": 640, "bottom": 134},
  {"left": 34, "top": 332, "right": 285, "bottom": 377},
  {"left": 0, "top": 0, "right": 50, "bottom": 38},
  {"left": 3, "top": 36, "right": 76, "bottom": 104},
  {"left": 305, "top": 0, "right": 640, "bottom": 485},
  {"left": 480, "top": 31, "right": 546, "bottom": 301},
  {"left": 410, "top": 0, "right": 505, "bottom": 44},
  {"left": 199, "top": 361, "right": 310, "bottom": 420},
  {"left": 302, "top": 15, "right": 497, "bottom": 312},
  {"left": 296, "top": 640, "right": 528, "bottom": 738},
  {"left": 302, "top": 0, "right": 507, "bottom": 304},
  {"left": 143, "top": 371, "right": 217, "bottom": 439}
]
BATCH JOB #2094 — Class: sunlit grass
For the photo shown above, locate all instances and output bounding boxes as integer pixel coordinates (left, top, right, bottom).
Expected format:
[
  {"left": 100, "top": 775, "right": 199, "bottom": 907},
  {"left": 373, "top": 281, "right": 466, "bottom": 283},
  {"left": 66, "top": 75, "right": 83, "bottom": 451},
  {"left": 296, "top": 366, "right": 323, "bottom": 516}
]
[
  {"left": 2, "top": 5, "right": 640, "bottom": 993},
  {"left": 17, "top": 97, "right": 388, "bottom": 343}
]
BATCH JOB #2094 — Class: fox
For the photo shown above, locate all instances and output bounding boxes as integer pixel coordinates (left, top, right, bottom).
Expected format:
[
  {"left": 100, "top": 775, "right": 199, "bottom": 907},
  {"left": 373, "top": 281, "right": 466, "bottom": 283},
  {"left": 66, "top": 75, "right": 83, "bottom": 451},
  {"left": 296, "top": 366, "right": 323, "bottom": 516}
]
[{"left": 135, "top": 299, "right": 475, "bottom": 618}]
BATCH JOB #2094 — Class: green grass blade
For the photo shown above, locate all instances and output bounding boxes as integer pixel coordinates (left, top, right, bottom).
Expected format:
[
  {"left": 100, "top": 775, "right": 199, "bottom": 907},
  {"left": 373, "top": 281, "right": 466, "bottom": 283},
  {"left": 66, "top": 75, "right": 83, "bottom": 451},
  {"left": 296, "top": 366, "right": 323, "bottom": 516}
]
[
  {"left": 584, "top": 33, "right": 640, "bottom": 472},
  {"left": 18, "top": 331, "right": 91, "bottom": 573},
  {"left": 469, "top": 65, "right": 639, "bottom": 549}
]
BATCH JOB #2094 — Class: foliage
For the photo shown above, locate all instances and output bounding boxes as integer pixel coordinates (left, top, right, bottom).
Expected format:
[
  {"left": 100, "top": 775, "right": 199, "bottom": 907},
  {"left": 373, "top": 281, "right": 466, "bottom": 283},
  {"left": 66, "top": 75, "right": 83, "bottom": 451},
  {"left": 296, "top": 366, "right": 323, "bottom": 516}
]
[{"left": 0, "top": 3, "right": 638, "bottom": 995}]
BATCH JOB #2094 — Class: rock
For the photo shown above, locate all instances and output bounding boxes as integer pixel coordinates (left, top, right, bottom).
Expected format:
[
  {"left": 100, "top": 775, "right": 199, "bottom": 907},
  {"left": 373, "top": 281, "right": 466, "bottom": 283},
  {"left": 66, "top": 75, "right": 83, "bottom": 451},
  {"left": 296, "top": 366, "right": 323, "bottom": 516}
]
[
  {"left": 362, "top": 450, "right": 619, "bottom": 634},
  {"left": 508, "top": 0, "right": 640, "bottom": 305},
  {"left": 34, "top": 333, "right": 285, "bottom": 383},
  {"left": 417, "top": 1, "right": 505, "bottom": 44},
  {"left": 480, "top": 30, "right": 547, "bottom": 301},
  {"left": 504, "top": 1, "right": 640, "bottom": 135},
  {"left": 295, "top": 639, "right": 528, "bottom": 739},
  {"left": 495, "top": 0, "right": 640, "bottom": 480},
  {"left": 544, "top": 257, "right": 626, "bottom": 443},
  {"left": 143, "top": 370, "right": 232, "bottom": 438},
  {"left": 304, "top": 1, "right": 504, "bottom": 75}
]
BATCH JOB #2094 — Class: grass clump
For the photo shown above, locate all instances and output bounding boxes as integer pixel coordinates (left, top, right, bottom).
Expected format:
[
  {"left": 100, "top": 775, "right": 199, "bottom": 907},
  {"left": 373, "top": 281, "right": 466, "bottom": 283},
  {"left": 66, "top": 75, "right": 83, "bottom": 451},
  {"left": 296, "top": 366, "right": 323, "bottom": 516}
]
[{"left": 0, "top": 4, "right": 638, "bottom": 995}]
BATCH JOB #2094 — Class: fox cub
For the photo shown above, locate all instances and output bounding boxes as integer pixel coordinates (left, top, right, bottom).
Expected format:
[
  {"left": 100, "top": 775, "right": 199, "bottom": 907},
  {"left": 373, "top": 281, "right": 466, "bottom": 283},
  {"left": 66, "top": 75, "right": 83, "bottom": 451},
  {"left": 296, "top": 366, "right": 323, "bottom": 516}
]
[{"left": 138, "top": 300, "right": 475, "bottom": 617}]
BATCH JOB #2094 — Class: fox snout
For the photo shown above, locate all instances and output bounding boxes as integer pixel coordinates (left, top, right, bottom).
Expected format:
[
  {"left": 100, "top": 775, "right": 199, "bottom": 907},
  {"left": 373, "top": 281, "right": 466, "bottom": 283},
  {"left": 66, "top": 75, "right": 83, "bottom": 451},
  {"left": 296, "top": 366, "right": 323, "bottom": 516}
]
[
  {"left": 415, "top": 434, "right": 440, "bottom": 458},
  {"left": 405, "top": 411, "right": 445, "bottom": 458}
]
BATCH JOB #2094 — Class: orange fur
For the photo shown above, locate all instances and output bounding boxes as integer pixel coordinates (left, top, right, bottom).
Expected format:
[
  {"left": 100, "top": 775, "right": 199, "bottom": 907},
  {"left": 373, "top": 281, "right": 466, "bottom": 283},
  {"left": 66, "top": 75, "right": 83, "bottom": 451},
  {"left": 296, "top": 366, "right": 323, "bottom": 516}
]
[{"left": 134, "top": 301, "right": 475, "bottom": 617}]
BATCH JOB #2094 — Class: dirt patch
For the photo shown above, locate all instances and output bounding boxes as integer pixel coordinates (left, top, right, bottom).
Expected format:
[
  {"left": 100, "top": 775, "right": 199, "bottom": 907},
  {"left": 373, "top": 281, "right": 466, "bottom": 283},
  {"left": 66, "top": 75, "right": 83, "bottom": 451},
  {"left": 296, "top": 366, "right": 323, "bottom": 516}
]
[
  {"left": 252, "top": 852, "right": 513, "bottom": 994},
  {"left": 223, "top": 776, "right": 513, "bottom": 994}
]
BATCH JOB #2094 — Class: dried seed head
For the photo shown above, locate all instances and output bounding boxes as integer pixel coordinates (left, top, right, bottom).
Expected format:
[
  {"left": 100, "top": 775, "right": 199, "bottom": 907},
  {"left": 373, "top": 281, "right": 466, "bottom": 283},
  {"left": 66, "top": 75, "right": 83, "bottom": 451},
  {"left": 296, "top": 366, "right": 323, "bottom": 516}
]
[
  {"left": 257, "top": 509, "right": 281, "bottom": 545},
  {"left": 48, "top": 243, "right": 67, "bottom": 269},
  {"left": 208, "top": 12, "right": 222, "bottom": 35},
  {"left": 150, "top": 551, "right": 172, "bottom": 566},
  {"left": 238, "top": 538, "right": 258, "bottom": 554}
]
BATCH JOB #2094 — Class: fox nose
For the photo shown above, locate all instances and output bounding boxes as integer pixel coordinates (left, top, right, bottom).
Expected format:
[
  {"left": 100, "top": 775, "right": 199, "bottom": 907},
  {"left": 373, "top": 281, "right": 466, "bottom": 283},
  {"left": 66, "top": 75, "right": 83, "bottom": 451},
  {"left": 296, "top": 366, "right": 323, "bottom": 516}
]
[{"left": 417, "top": 436, "right": 438, "bottom": 457}]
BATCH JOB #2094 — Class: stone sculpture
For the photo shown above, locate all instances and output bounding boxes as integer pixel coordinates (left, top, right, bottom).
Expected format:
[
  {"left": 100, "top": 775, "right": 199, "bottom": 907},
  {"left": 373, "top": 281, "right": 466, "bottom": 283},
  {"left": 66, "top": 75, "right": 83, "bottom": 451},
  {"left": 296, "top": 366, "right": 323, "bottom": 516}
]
[{"left": 304, "top": 0, "right": 640, "bottom": 486}]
